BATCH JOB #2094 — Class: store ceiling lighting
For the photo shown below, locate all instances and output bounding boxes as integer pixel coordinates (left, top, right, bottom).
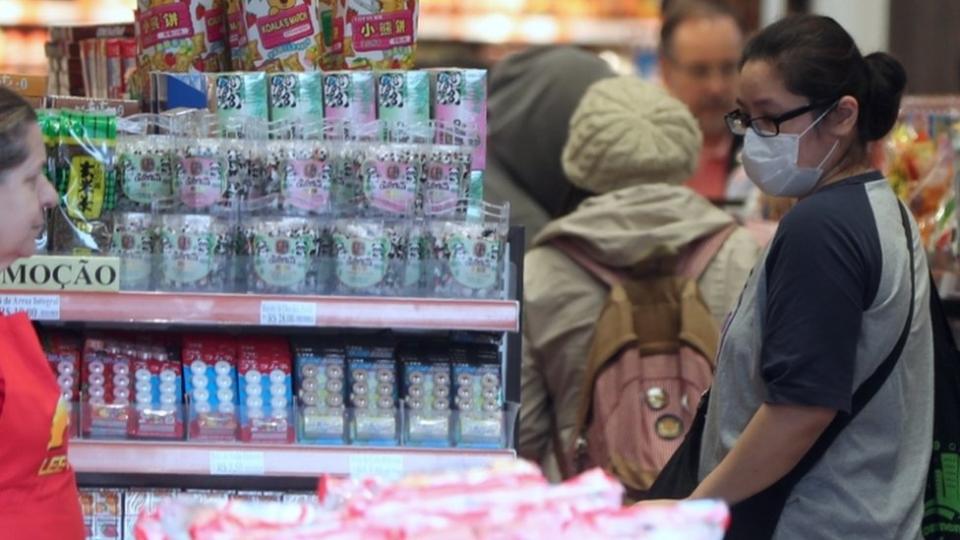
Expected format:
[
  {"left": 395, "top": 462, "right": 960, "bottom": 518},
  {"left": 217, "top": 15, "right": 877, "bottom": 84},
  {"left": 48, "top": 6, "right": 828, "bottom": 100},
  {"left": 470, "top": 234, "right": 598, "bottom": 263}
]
[
  {"left": 464, "top": 14, "right": 514, "bottom": 44},
  {"left": 518, "top": 16, "right": 559, "bottom": 44}
]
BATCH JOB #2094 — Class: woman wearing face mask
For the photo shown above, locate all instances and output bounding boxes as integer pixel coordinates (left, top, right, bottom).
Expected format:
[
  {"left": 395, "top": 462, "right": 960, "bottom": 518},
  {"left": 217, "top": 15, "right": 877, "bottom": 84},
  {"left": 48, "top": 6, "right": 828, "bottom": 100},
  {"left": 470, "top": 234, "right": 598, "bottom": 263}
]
[
  {"left": 0, "top": 88, "right": 84, "bottom": 538},
  {"left": 689, "top": 15, "right": 932, "bottom": 539}
]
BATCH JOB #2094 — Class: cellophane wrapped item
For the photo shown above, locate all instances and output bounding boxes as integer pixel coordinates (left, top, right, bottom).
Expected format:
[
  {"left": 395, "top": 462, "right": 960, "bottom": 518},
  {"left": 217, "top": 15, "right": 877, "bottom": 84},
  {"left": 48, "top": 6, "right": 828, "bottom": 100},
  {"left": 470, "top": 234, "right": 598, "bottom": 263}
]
[{"left": 135, "top": 460, "right": 729, "bottom": 539}]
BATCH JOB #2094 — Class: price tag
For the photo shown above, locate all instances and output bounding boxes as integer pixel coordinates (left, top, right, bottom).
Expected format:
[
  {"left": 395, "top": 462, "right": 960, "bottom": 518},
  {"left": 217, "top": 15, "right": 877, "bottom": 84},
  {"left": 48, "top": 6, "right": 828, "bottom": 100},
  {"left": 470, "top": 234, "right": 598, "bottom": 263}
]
[
  {"left": 349, "top": 453, "right": 404, "bottom": 479},
  {"left": 209, "top": 451, "right": 266, "bottom": 476},
  {"left": 260, "top": 301, "right": 317, "bottom": 326},
  {"left": 0, "top": 294, "right": 60, "bottom": 320}
]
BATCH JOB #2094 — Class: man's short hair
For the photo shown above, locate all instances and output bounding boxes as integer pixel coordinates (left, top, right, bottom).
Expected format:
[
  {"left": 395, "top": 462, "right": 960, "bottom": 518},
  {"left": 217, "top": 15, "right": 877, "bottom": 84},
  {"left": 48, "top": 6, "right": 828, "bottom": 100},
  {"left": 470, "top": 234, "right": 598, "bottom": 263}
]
[{"left": 660, "top": 0, "right": 743, "bottom": 58}]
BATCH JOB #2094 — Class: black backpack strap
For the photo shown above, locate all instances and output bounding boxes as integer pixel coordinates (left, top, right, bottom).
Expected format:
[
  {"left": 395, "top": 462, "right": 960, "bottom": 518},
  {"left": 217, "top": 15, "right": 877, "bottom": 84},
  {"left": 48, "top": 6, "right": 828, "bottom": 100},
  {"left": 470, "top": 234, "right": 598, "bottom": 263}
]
[{"left": 726, "top": 201, "right": 918, "bottom": 539}]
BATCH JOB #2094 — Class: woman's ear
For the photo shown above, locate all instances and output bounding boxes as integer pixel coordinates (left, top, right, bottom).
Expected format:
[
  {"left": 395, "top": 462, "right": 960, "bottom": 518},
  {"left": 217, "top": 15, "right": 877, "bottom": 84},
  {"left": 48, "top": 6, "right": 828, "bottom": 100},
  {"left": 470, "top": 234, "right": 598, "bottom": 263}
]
[{"left": 826, "top": 95, "right": 860, "bottom": 138}]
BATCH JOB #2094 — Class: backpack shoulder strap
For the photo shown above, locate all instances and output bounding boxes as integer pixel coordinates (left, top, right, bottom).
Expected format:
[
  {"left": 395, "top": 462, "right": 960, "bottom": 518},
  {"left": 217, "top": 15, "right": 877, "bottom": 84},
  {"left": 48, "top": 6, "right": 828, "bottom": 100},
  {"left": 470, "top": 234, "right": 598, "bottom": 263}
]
[
  {"left": 550, "top": 237, "right": 627, "bottom": 288},
  {"left": 676, "top": 224, "right": 738, "bottom": 281}
]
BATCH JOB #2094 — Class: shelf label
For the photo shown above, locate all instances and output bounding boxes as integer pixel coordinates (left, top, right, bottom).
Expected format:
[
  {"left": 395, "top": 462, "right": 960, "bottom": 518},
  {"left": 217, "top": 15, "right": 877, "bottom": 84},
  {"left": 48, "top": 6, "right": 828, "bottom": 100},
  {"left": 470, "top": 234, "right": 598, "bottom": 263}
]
[
  {"left": 349, "top": 454, "right": 403, "bottom": 480},
  {"left": 260, "top": 301, "right": 317, "bottom": 326},
  {"left": 0, "top": 255, "right": 120, "bottom": 292},
  {"left": 0, "top": 294, "right": 60, "bottom": 320},
  {"left": 209, "top": 451, "right": 265, "bottom": 476}
]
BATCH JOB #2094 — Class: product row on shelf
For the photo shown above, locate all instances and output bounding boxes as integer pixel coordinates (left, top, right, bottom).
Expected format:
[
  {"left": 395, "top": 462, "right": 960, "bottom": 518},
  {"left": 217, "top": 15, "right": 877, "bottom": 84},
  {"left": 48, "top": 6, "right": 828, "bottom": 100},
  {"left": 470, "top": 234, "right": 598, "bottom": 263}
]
[
  {"left": 80, "top": 487, "right": 311, "bottom": 540},
  {"left": 44, "top": 329, "right": 514, "bottom": 449}
]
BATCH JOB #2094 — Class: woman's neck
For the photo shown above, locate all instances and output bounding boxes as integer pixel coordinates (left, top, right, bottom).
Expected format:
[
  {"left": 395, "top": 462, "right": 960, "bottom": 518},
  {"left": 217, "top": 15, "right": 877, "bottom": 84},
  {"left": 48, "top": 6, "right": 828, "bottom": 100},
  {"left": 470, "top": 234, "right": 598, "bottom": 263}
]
[{"left": 815, "top": 151, "right": 873, "bottom": 192}]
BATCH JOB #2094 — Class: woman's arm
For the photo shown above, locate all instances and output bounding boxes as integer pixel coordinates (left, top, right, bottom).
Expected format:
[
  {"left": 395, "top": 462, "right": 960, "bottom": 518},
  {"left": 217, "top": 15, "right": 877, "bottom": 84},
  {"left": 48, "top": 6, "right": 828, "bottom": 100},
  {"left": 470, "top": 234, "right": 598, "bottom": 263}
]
[{"left": 690, "top": 403, "right": 836, "bottom": 504}]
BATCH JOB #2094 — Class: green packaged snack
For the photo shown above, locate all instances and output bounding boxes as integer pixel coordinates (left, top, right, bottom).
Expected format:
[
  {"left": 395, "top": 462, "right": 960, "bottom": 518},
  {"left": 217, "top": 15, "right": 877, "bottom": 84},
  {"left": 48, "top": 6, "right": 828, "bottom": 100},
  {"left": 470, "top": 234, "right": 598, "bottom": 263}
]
[
  {"left": 212, "top": 72, "right": 268, "bottom": 136},
  {"left": 376, "top": 71, "right": 429, "bottom": 141},
  {"left": 37, "top": 109, "right": 62, "bottom": 182},
  {"left": 268, "top": 72, "right": 324, "bottom": 127},
  {"left": 116, "top": 135, "right": 175, "bottom": 211}
]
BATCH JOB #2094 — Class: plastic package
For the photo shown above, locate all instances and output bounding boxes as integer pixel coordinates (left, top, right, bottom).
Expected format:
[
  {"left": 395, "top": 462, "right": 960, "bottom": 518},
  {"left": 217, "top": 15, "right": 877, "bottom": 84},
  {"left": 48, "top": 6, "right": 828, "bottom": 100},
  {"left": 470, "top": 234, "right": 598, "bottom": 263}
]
[
  {"left": 158, "top": 212, "right": 236, "bottom": 292},
  {"left": 110, "top": 212, "right": 156, "bottom": 291},
  {"left": 427, "top": 205, "right": 508, "bottom": 299},
  {"left": 116, "top": 135, "right": 175, "bottom": 211},
  {"left": 241, "top": 216, "right": 322, "bottom": 294},
  {"left": 135, "top": 0, "right": 228, "bottom": 74},
  {"left": 347, "top": 344, "right": 398, "bottom": 445},
  {"left": 360, "top": 144, "right": 422, "bottom": 217},
  {"left": 401, "top": 345, "right": 451, "bottom": 446},
  {"left": 341, "top": 0, "right": 418, "bottom": 70},
  {"left": 331, "top": 219, "right": 407, "bottom": 296},
  {"left": 294, "top": 341, "right": 347, "bottom": 444},
  {"left": 452, "top": 346, "right": 503, "bottom": 448},
  {"left": 183, "top": 335, "right": 240, "bottom": 441},
  {"left": 130, "top": 346, "right": 185, "bottom": 440},
  {"left": 431, "top": 69, "right": 487, "bottom": 172},
  {"left": 81, "top": 339, "right": 135, "bottom": 439},
  {"left": 241, "top": 0, "right": 328, "bottom": 71},
  {"left": 238, "top": 337, "right": 295, "bottom": 443}
]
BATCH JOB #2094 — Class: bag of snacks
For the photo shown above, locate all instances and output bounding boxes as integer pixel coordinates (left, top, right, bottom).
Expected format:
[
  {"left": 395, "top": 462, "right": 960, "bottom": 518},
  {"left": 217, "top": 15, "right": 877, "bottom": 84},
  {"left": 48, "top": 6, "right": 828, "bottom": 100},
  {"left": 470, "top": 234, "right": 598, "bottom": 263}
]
[
  {"left": 242, "top": 0, "right": 328, "bottom": 71},
  {"left": 341, "top": 0, "right": 418, "bottom": 70},
  {"left": 135, "top": 0, "right": 228, "bottom": 74}
]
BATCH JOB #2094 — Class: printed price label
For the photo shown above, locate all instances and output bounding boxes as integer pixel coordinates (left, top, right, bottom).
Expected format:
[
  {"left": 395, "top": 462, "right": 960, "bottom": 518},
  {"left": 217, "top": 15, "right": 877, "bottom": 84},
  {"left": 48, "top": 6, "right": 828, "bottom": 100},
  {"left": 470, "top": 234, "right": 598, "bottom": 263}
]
[
  {"left": 209, "top": 451, "right": 265, "bottom": 476},
  {"left": 0, "top": 294, "right": 61, "bottom": 320},
  {"left": 260, "top": 301, "right": 317, "bottom": 326},
  {"left": 348, "top": 453, "right": 403, "bottom": 479}
]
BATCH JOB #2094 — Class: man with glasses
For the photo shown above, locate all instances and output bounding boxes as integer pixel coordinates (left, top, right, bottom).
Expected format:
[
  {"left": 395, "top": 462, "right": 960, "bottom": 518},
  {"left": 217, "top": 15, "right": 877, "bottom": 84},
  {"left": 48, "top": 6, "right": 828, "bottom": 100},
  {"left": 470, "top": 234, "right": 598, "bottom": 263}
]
[{"left": 659, "top": 1, "right": 749, "bottom": 206}]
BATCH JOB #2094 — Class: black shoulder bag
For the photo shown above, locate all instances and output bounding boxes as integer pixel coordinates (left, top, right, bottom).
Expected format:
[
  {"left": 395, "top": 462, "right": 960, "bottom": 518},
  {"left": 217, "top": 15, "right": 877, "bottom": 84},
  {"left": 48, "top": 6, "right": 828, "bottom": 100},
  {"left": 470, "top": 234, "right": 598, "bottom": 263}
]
[{"left": 647, "top": 202, "right": 917, "bottom": 540}]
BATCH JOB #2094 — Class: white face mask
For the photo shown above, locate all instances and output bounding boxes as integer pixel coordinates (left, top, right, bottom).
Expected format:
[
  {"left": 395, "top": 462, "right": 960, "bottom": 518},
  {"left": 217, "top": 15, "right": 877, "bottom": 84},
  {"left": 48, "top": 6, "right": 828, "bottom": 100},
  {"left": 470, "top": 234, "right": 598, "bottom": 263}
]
[{"left": 741, "top": 107, "right": 839, "bottom": 198}]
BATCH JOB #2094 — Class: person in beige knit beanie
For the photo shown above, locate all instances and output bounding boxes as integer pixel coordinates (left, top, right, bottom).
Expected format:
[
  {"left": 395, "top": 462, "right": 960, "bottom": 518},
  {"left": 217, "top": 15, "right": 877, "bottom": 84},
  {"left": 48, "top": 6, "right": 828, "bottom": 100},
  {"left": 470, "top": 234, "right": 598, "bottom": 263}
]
[{"left": 520, "top": 75, "right": 761, "bottom": 482}]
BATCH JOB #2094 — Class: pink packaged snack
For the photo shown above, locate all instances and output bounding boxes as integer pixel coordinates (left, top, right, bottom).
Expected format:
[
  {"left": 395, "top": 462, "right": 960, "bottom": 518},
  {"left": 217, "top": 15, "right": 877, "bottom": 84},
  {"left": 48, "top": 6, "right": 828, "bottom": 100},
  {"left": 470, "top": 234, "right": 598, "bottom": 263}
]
[
  {"left": 341, "top": 0, "right": 418, "bottom": 70},
  {"left": 241, "top": 0, "right": 328, "bottom": 71},
  {"left": 81, "top": 338, "right": 135, "bottom": 439},
  {"left": 183, "top": 335, "right": 239, "bottom": 441},
  {"left": 135, "top": 0, "right": 228, "bottom": 73},
  {"left": 130, "top": 347, "right": 185, "bottom": 440},
  {"left": 323, "top": 71, "right": 376, "bottom": 141},
  {"left": 431, "top": 69, "right": 487, "bottom": 172}
]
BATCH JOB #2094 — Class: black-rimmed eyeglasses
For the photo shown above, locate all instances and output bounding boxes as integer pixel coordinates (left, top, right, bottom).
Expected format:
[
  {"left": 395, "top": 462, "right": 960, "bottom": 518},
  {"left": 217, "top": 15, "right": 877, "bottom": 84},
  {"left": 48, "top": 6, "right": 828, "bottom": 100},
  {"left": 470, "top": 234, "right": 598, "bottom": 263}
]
[{"left": 725, "top": 100, "right": 837, "bottom": 137}]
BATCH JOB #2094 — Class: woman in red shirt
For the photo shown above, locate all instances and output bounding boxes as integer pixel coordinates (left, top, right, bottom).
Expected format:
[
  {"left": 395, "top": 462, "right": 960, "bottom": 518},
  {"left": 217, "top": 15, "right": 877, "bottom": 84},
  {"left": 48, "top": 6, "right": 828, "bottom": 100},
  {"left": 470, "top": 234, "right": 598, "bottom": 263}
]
[{"left": 0, "top": 87, "right": 84, "bottom": 538}]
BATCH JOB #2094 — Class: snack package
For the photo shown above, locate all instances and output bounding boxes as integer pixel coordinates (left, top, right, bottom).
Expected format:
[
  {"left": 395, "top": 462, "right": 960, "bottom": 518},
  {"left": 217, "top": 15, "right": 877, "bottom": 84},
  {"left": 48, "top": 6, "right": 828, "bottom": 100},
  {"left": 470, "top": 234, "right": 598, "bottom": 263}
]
[
  {"left": 131, "top": 345, "right": 185, "bottom": 440},
  {"left": 158, "top": 213, "right": 236, "bottom": 292},
  {"left": 401, "top": 345, "right": 451, "bottom": 447},
  {"left": 173, "top": 138, "right": 228, "bottom": 211},
  {"left": 403, "top": 220, "right": 426, "bottom": 295},
  {"left": 342, "top": 0, "right": 418, "bottom": 70},
  {"left": 135, "top": 0, "right": 228, "bottom": 74},
  {"left": 183, "top": 335, "right": 240, "bottom": 441},
  {"left": 241, "top": 0, "right": 327, "bottom": 71},
  {"left": 268, "top": 71, "right": 324, "bottom": 135},
  {"left": 377, "top": 70, "right": 430, "bottom": 140},
  {"left": 124, "top": 489, "right": 179, "bottom": 540},
  {"left": 331, "top": 220, "right": 407, "bottom": 295},
  {"left": 422, "top": 145, "right": 470, "bottom": 216},
  {"left": 238, "top": 337, "right": 294, "bottom": 443},
  {"left": 268, "top": 140, "right": 335, "bottom": 215},
  {"left": 332, "top": 143, "right": 368, "bottom": 210},
  {"left": 294, "top": 341, "right": 347, "bottom": 444},
  {"left": 347, "top": 344, "right": 398, "bottom": 445},
  {"left": 452, "top": 346, "right": 503, "bottom": 448},
  {"left": 430, "top": 69, "right": 487, "bottom": 172},
  {"left": 37, "top": 108, "right": 62, "bottom": 183},
  {"left": 53, "top": 110, "right": 118, "bottom": 255},
  {"left": 212, "top": 72, "right": 269, "bottom": 135},
  {"left": 360, "top": 144, "right": 422, "bottom": 217},
  {"left": 110, "top": 212, "right": 156, "bottom": 291},
  {"left": 41, "top": 332, "right": 81, "bottom": 439},
  {"left": 81, "top": 339, "right": 135, "bottom": 439},
  {"left": 428, "top": 217, "right": 506, "bottom": 299},
  {"left": 226, "top": 0, "right": 251, "bottom": 70},
  {"left": 116, "top": 135, "right": 175, "bottom": 211},
  {"left": 323, "top": 71, "right": 376, "bottom": 141},
  {"left": 241, "top": 216, "right": 322, "bottom": 294},
  {"left": 79, "top": 488, "right": 123, "bottom": 540}
]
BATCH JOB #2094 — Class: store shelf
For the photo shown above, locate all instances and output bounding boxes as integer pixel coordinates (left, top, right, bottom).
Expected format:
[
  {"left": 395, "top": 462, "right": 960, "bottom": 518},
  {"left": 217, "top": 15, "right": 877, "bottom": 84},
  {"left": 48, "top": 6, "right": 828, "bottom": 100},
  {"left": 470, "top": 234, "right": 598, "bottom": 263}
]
[
  {"left": 0, "top": 290, "right": 520, "bottom": 332},
  {"left": 69, "top": 439, "right": 515, "bottom": 478},
  {"left": 419, "top": 13, "right": 660, "bottom": 46}
]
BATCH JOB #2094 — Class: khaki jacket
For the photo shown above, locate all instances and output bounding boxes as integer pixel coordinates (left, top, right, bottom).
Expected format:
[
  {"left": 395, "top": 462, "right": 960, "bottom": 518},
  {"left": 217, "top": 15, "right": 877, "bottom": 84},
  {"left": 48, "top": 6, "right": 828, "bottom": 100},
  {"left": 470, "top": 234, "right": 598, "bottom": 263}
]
[{"left": 519, "top": 184, "right": 761, "bottom": 480}]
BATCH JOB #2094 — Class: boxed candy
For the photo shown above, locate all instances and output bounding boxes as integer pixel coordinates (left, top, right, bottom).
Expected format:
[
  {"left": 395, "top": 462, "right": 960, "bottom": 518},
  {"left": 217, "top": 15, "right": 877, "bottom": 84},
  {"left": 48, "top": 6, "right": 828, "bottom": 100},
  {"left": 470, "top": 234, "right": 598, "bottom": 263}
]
[
  {"left": 430, "top": 69, "right": 487, "bottom": 172},
  {"left": 347, "top": 343, "right": 398, "bottom": 445},
  {"left": 376, "top": 70, "right": 430, "bottom": 141},
  {"left": 401, "top": 344, "right": 451, "bottom": 447},
  {"left": 237, "top": 337, "right": 294, "bottom": 443},
  {"left": 130, "top": 346, "right": 185, "bottom": 440},
  {"left": 79, "top": 488, "right": 123, "bottom": 540},
  {"left": 452, "top": 346, "right": 503, "bottom": 448},
  {"left": 294, "top": 340, "right": 347, "bottom": 444},
  {"left": 81, "top": 339, "right": 135, "bottom": 439},
  {"left": 183, "top": 335, "right": 239, "bottom": 441},
  {"left": 41, "top": 332, "right": 81, "bottom": 439},
  {"left": 268, "top": 72, "right": 324, "bottom": 131}
]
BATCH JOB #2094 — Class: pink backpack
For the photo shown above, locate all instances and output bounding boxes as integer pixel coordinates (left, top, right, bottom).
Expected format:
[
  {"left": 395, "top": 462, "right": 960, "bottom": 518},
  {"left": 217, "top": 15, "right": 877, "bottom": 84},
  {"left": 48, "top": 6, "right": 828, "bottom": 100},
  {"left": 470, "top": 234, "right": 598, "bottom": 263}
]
[{"left": 551, "top": 226, "right": 734, "bottom": 496}]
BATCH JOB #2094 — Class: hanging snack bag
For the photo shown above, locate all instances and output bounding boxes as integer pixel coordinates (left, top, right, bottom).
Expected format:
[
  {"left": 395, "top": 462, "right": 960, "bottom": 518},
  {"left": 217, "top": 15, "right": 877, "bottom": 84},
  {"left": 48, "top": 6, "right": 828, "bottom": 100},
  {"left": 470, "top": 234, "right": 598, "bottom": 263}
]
[
  {"left": 268, "top": 71, "right": 324, "bottom": 137},
  {"left": 323, "top": 71, "right": 376, "bottom": 141},
  {"left": 341, "top": 0, "right": 418, "bottom": 70},
  {"left": 116, "top": 135, "right": 175, "bottom": 211},
  {"left": 111, "top": 212, "right": 156, "bottom": 291},
  {"left": 428, "top": 213, "right": 507, "bottom": 299},
  {"left": 174, "top": 138, "right": 228, "bottom": 211},
  {"left": 226, "top": 0, "right": 252, "bottom": 70},
  {"left": 268, "top": 140, "right": 335, "bottom": 215},
  {"left": 54, "top": 110, "right": 118, "bottom": 255},
  {"left": 422, "top": 145, "right": 471, "bottom": 216},
  {"left": 241, "top": 216, "right": 321, "bottom": 294},
  {"left": 222, "top": 138, "right": 268, "bottom": 207},
  {"left": 377, "top": 70, "right": 430, "bottom": 141},
  {"left": 241, "top": 0, "right": 327, "bottom": 72},
  {"left": 360, "top": 144, "right": 422, "bottom": 217},
  {"left": 431, "top": 69, "right": 487, "bottom": 172},
  {"left": 332, "top": 219, "right": 407, "bottom": 295},
  {"left": 158, "top": 213, "right": 236, "bottom": 292},
  {"left": 135, "top": 0, "right": 228, "bottom": 74},
  {"left": 37, "top": 109, "right": 62, "bottom": 182}
]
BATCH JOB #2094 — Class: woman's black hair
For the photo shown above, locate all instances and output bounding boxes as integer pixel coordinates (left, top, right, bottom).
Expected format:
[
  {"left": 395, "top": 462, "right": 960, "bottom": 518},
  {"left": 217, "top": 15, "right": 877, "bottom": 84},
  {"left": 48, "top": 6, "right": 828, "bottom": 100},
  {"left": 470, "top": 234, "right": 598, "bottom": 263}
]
[
  {"left": 0, "top": 86, "right": 38, "bottom": 182},
  {"left": 741, "top": 14, "right": 907, "bottom": 144}
]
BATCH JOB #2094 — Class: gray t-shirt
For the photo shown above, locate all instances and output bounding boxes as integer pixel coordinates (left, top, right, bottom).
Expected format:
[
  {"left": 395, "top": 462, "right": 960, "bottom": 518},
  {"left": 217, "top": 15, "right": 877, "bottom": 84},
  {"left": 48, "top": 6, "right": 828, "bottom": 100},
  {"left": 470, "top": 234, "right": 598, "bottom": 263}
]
[{"left": 699, "top": 172, "right": 934, "bottom": 539}]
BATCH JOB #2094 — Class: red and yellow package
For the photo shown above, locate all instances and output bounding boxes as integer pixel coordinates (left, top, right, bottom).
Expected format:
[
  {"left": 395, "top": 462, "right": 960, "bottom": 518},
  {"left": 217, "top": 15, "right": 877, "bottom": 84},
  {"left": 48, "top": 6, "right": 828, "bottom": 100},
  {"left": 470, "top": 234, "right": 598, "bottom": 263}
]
[
  {"left": 135, "top": 0, "right": 228, "bottom": 73},
  {"left": 342, "top": 0, "right": 418, "bottom": 70},
  {"left": 241, "top": 0, "right": 329, "bottom": 72}
]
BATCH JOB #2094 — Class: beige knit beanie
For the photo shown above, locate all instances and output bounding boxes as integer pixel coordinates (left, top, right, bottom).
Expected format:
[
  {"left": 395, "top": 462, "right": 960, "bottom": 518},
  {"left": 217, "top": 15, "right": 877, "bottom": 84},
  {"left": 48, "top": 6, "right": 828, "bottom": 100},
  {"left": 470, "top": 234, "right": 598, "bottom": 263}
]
[{"left": 562, "top": 76, "right": 702, "bottom": 194}]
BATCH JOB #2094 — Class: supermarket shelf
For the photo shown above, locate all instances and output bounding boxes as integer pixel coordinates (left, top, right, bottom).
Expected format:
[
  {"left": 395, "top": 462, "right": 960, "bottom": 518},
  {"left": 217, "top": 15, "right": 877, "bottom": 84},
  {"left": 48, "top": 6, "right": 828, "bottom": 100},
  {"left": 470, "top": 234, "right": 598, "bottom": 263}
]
[
  {"left": 419, "top": 14, "right": 660, "bottom": 47},
  {"left": 69, "top": 439, "right": 515, "bottom": 478},
  {"left": 0, "top": 290, "right": 520, "bottom": 332}
]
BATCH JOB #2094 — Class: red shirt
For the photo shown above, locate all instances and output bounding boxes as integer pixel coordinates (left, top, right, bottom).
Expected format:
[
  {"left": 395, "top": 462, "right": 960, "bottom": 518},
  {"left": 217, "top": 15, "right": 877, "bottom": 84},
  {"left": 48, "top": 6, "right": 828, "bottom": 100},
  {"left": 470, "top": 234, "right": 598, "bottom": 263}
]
[
  {"left": 685, "top": 137, "right": 734, "bottom": 203},
  {"left": 0, "top": 313, "right": 84, "bottom": 539}
]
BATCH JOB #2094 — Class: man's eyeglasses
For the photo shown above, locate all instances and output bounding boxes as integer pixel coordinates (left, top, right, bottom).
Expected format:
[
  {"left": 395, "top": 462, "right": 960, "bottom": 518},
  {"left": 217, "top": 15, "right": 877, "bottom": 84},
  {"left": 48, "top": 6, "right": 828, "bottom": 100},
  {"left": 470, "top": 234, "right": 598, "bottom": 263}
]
[{"left": 725, "top": 100, "right": 837, "bottom": 137}]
